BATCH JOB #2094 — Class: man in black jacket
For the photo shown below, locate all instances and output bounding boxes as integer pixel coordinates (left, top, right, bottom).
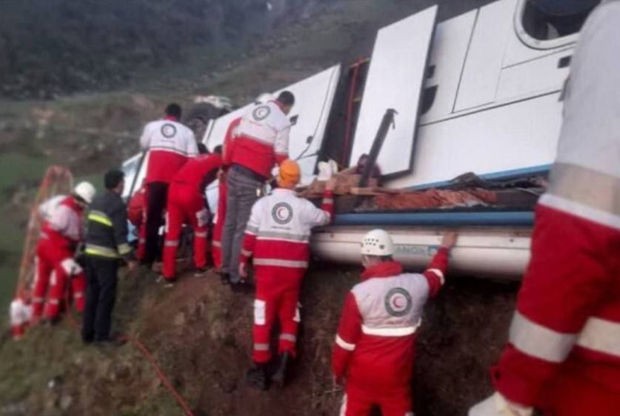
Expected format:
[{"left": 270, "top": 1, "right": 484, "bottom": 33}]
[{"left": 82, "top": 169, "right": 136, "bottom": 345}]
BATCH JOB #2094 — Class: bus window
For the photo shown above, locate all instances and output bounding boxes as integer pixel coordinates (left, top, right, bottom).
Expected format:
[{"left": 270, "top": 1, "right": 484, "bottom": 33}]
[{"left": 521, "top": 0, "right": 600, "bottom": 41}]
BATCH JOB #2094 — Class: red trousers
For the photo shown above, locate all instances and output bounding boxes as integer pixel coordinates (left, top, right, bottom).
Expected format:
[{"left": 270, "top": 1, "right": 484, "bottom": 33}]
[
  {"left": 212, "top": 180, "right": 227, "bottom": 269},
  {"left": 163, "top": 183, "right": 210, "bottom": 279},
  {"left": 128, "top": 205, "right": 146, "bottom": 262},
  {"left": 33, "top": 239, "right": 85, "bottom": 319},
  {"left": 136, "top": 223, "right": 146, "bottom": 261},
  {"left": 252, "top": 266, "right": 305, "bottom": 364},
  {"left": 536, "top": 363, "right": 620, "bottom": 416},
  {"left": 340, "top": 384, "right": 412, "bottom": 416},
  {"left": 11, "top": 323, "right": 28, "bottom": 339}
]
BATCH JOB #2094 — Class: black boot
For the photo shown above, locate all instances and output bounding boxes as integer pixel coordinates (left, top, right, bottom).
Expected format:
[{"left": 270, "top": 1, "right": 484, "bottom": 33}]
[
  {"left": 271, "top": 352, "right": 290, "bottom": 388},
  {"left": 220, "top": 272, "right": 231, "bottom": 285},
  {"left": 246, "top": 363, "right": 268, "bottom": 390}
]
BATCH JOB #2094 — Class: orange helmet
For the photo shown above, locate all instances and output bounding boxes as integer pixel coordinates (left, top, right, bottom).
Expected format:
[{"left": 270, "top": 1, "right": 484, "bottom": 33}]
[{"left": 277, "top": 159, "right": 301, "bottom": 189}]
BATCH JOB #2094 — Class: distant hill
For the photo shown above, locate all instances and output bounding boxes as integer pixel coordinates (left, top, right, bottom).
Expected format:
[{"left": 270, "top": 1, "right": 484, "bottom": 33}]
[{"left": 0, "top": 0, "right": 313, "bottom": 99}]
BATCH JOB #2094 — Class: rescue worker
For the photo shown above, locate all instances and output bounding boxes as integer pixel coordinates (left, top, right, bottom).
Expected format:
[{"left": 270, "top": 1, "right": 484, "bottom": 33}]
[
  {"left": 241, "top": 159, "right": 335, "bottom": 389},
  {"left": 161, "top": 144, "right": 222, "bottom": 284},
  {"left": 127, "top": 181, "right": 146, "bottom": 261},
  {"left": 32, "top": 181, "right": 96, "bottom": 323},
  {"left": 82, "top": 169, "right": 135, "bottom": 345},
  {"left": 212, "top": 116, "right": 242, "bottom": 275},
  {"left": 214, "top": 93, "right": 274, "bottom": 278},
  {"left": 140, "top": 103, "right": 198, "bottom": 266},
  {"left": 469, "top": 3, "right": 620, "bottom": 415},
  {"left": 10, "top": 290, "right": 32, "bottom": 340},
  {"left": 221, "top": 91, "right": 295, "bottom": 289},
  {"left": 332, "top": 229, "right": 457, "bottom": 416}
]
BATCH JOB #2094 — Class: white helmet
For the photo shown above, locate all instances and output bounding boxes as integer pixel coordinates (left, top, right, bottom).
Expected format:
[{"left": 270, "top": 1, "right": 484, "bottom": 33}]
[
  {"left": 73, "top": 181, "right": 96, "bottom": 204},
  {"left": 360, "top": 229, "right": 394, "bottom": 256},
  {"left": 255, "top": 93, "right": 275, "bottom": 104}
]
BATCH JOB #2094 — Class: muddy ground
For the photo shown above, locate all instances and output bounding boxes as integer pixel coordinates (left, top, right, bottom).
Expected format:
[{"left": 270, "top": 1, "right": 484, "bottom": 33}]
[{"left": 0, "top": 258, "right": 517, "bottom": 415}]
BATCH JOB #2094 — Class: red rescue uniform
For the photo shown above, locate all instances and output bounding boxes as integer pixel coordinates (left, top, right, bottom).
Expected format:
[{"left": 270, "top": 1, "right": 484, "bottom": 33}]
[
  {"left": 487, "top": 3, "right": 620, "bottom": 415},
  {"left": 33, "top": 196, "right": 86, "bottom": 320},
  {"left": 162, "top": 153, "right": 222, "bottom": 279},
  {"left": 241, "top": 187, "right": 333, "bottom": 363},
  {"left": 127, "top": 185, "right": 146, "bottom": 261},
  {"left": 332, "top": 251, "right": 449, "bottom": 416},
  {"left": 139, "top": 116, "right": 198, "bottom": 264}
]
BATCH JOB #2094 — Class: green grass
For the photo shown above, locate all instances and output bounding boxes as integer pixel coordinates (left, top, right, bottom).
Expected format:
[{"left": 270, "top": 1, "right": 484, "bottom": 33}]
[
  {"left": 0, "top": 153, "right": 48, "bottom": 199},
  {"left": 0, "top": 153, "right": 49, "bottom": 324}
]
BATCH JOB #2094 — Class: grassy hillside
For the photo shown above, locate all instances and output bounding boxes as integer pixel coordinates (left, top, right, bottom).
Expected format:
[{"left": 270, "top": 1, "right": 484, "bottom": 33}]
[{"left": 0, "top": 0, "right": 316, "bottom": 99}]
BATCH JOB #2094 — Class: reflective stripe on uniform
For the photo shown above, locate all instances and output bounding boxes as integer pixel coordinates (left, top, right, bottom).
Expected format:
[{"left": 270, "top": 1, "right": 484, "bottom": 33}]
[
  {"left": 253, "top": 343, "right": 270, "bottom": 351},
  {"left": 576, "top": 317, "right": 620, "bottom": 357},
  {"left": 164, "top": 240, "right": 179, "bottom": 247},
  {"left": 212, "top": 240, "right": 221, "bottom": 248},
  {"left": 361, "top": 323, "right": 420, "bottom": 337},
  {"left": 256, "top": 230, "right": 310, "bottom": 242},
  {"left": 241, "top": 249, "right": 252, "bottom": 257},
  {"left": 279, "top": 333, "right": 296, "bottom": 342},
  {"left": 427, "top": 268, "right": 445, "bottom": 285},
  {"left": 548, "top": 162, "right": 620, "bottom": 217},
  {"left": 539, "top": 194, "right": 620, "bottom": 231},
  {"left": 339, "top": 394, "right": 348, "bottom": 416},
  {"left": 323, "top": 197, "right": 334, "bottom": 205},
  {"left": 194, "top": 231, "right": 208, "bottom": 238},
  {"left": 335, "top": 334, "right": 356, "bottom": 351},
  {"left": 85, "top": 244, "right": 119, "bottom": 259},
  {"left": 88, "top": 210, "right": 113, "bottom": 227},
  {"left": 509, "top": 311, "right": 577, "bottom": 363},
  {"left": 253, "top": 258, "right": 308, "bottom": 268}
]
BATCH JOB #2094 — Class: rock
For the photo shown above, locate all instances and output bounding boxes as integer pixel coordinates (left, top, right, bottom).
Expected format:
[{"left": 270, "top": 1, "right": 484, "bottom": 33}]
[
  {"left": 59, "top": 394, "right": 73, "bottom": 411},
  {"left": 173, "top": 312, "right": 187, "bottom": 327}
]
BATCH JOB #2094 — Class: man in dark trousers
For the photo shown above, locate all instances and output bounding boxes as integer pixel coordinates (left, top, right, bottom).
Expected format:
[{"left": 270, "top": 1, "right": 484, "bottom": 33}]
[
  {"left": 139, "top": 103, "right": 198, "bottom": 266},
  {"left": 82, "top": 169, "right": 136, "bottom": 345}
]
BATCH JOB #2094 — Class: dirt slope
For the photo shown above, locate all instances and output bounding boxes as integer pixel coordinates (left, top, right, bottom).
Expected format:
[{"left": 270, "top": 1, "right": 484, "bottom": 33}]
[{"left": 0, "top": 260, "right": 516, "bottom": 415}]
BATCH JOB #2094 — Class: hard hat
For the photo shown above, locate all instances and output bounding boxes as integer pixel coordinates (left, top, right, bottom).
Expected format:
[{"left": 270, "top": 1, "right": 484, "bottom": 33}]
[
  {"left": 255, "top": 93, "right": 275, "bottom": 104},
  {"left": 73, "top": 181, "right": 96, "bottom": 204},
  {"left": 360, "top": 229, "right": 394, "bottom": 256},
  {"left": 277, "top": 159, "right": 301, "bottom": 189}
]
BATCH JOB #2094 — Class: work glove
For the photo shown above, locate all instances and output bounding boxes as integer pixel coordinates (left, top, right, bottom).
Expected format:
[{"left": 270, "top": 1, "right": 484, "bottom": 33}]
[
  {"left": 317, "top": 160, "right": 338, "bottom": 181},
  {"left": 469, "top": 392, "right": 533, "bottom": 416}
]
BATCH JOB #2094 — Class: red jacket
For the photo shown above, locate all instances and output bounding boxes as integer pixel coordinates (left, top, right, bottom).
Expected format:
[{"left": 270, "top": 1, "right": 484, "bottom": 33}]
[
  {"left": 491, "top": 2, "right": 620, "bottom": 410},
  {"left": 240, "top": 187, "right": 334, "bottom": 269},
  {"left": 40, "top": 196, "right": 84, "bottom": 249},
  {"left": 332, "top": 250, "right": 449, "bottom": 390},
  {"left": 222, "top": 117, "right": 241, "bottom": 168},
  {"left": 140, "top": 117, "right": 198, "bottom": 183},
  {"left": 171, "top": 153, "right": 222, "bottom": 196},
  {"left": 127, "top": 186, "right": 146, "bottom": 227},
  {"left": 228, "top": 101, "right": 290, "bottom": 179}
]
